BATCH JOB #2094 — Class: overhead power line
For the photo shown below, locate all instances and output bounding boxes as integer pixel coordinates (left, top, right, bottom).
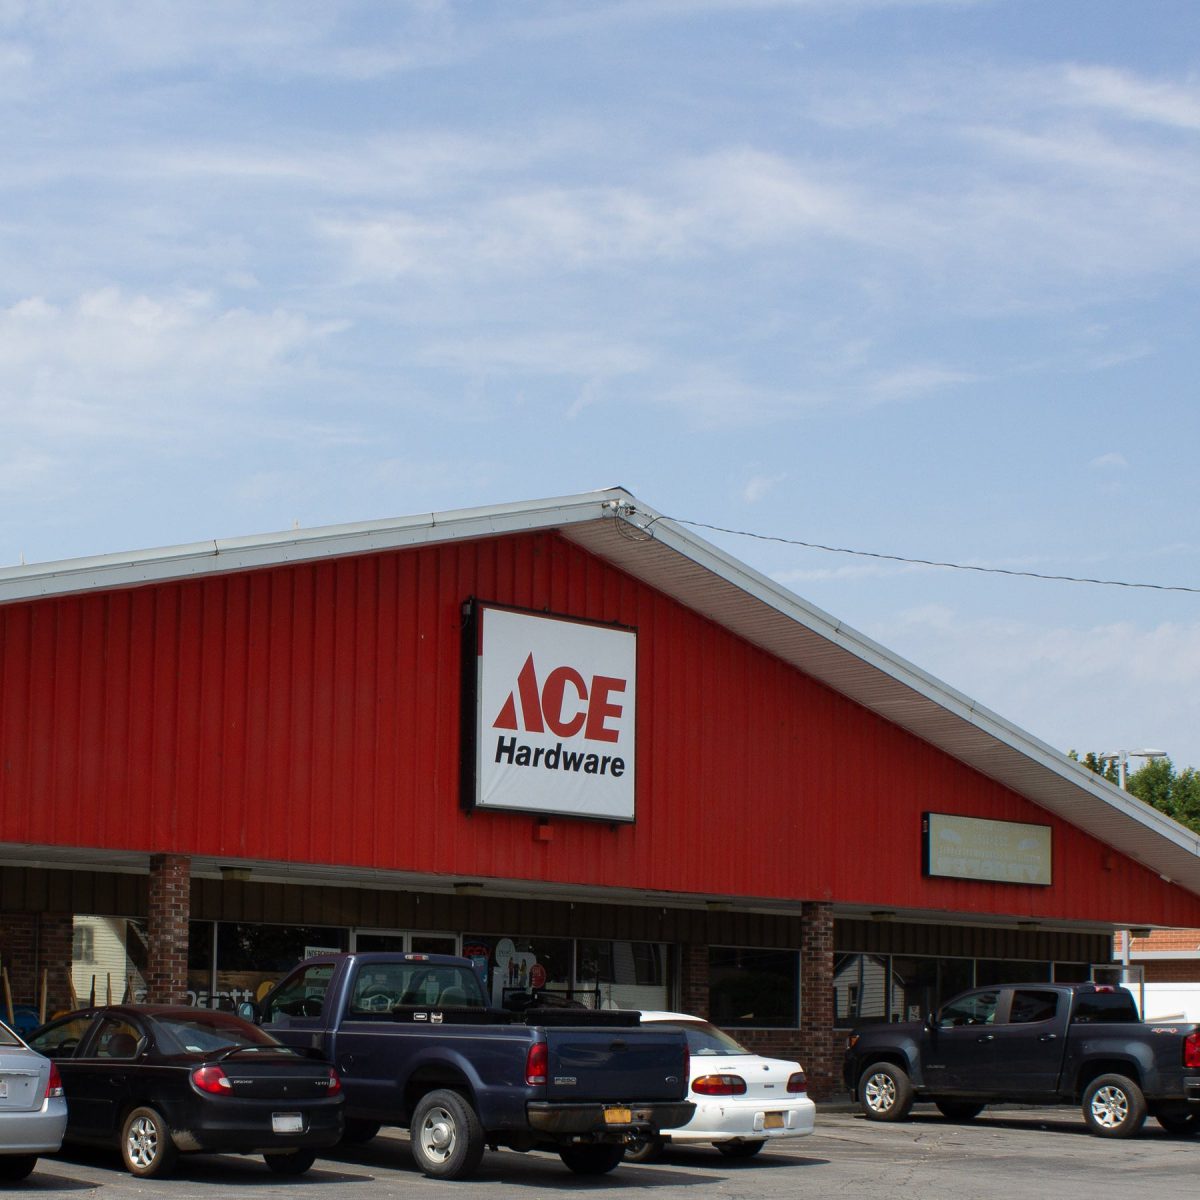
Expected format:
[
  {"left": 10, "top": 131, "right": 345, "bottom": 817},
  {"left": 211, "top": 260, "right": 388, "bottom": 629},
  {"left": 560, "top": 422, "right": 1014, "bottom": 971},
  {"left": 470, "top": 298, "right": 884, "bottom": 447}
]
[{"left": 649, "top": 515, "right": 1200, "bottom": 595}]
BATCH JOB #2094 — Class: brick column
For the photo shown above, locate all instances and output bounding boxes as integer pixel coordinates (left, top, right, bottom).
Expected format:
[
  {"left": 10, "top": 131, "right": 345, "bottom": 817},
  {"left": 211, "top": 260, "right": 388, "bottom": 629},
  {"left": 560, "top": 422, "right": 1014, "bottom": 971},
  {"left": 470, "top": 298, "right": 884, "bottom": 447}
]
[
  {"left": 147, "top": 855, "right": 191, "bottom": 1004},
  {"left": 800, "top": 901, "right": 837, "bottom": 1100},
  {"left": 677, "top": 943, "right": 709, "bottom": 1017}
]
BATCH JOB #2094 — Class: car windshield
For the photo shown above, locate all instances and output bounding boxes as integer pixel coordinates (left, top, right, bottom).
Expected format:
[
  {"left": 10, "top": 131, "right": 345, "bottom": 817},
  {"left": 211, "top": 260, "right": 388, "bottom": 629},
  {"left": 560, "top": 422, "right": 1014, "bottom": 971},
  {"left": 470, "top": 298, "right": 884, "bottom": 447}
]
[
  {"left": 652, "top": 1019, "right": 750, "bottom": 1056},
  {"left": 152, "top": 1013, "right": 291, "bottom": 1056}
]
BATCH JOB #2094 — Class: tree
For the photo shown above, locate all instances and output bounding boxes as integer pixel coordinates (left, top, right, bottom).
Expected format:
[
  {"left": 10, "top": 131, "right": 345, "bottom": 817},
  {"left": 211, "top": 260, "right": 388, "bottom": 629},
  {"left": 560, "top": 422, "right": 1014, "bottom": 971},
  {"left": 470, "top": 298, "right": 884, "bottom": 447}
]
[{"left": 1070, "top": 750, "right": 1200, "bottom": 836}]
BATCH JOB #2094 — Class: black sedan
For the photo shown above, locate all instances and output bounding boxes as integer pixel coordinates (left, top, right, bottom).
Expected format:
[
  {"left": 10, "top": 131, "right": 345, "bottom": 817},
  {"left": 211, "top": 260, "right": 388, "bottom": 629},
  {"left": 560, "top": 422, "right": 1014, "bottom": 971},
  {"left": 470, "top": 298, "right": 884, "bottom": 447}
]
[{"left": 29, "top": 1005, "right": 343, "bottom": 1178}]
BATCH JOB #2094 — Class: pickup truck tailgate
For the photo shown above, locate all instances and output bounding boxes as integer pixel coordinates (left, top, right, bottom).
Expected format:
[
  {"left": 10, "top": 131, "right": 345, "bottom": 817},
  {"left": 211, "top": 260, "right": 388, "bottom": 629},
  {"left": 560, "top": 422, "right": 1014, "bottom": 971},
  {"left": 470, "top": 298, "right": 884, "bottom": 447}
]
[{"left": 544, "top": 1027, "right": 688, "bottom": 1102}]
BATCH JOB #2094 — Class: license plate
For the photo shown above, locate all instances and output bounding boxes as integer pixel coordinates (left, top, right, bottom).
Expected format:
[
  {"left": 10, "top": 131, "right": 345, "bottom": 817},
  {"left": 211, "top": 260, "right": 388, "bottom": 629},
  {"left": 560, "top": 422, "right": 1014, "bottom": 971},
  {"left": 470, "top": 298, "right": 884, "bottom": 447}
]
[
  {"left": 764, "top": 1112, "right": 785, "bottom": 1130},
  {"left": 603, "top": 1107, "right": 632, "bottom": 1125},
  {"left": 272, "top": 1113, "right": 304, "bottom": 1134}
]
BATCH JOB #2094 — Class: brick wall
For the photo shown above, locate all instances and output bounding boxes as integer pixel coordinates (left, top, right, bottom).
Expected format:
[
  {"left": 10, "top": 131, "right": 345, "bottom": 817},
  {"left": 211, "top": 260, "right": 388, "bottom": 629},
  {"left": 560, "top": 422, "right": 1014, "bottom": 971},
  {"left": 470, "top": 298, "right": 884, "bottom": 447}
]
[
  {"left": 0, "top": 911, "right": 76, "bottom": 1017},
  {"left": 1132, "top": 929, "right": 1200, "bottom": 954},
  {"left": 146, "top": 855, "right": 191, "bottom": 1003},
  {"left": 1144, "top": 960, "right": 1200, "bottom": 983}
]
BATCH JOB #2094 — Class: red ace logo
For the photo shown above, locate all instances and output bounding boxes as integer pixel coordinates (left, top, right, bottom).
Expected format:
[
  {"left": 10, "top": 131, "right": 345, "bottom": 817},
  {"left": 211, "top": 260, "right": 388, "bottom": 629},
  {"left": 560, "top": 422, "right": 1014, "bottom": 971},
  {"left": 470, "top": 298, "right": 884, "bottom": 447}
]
[{"left": 493, "top": 653, "right": 626, "bottom": 743}]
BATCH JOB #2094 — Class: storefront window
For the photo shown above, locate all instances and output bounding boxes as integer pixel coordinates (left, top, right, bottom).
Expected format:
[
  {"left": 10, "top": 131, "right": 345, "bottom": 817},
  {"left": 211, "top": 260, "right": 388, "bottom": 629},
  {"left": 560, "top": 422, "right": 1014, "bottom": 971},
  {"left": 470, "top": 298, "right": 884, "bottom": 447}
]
[
  {"left": 70, "top": 916, "right": 147, "bottom": 1006},
  {"left": 214, "top": 922, "right": 349, "bottom": 1009},
  {"left": 709, "top": 947, "right": 799, "bottom": 1028},
  {"left": 462, "top": 934, "right": 572, "bottom": 1008},
  {"left": 834, "top": 953, "right": 888, "bottom": 1025},
  {"left": 577, "top": 939, "right": 670, "bottom": 1010},
  {"left": 975, "top": 959, "right": 1050, "bottom": 987}
]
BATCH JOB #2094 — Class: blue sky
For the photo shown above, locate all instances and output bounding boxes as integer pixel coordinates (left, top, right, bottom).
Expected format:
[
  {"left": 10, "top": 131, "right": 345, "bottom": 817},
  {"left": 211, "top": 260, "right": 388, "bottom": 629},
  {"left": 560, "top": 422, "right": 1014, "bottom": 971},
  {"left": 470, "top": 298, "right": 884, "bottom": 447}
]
[{"left": 3, "top": 1, "right": 1199, "bottom": 771}]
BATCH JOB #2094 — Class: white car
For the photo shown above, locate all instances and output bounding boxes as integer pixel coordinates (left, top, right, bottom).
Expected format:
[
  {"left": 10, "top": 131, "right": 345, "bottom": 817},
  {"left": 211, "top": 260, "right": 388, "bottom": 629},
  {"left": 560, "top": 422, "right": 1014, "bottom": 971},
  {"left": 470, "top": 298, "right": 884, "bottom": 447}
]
[
  {"left": 0, "top": 1018, "right": 67, "bottom": 1183},
  {"left": 626, "top": 1011, "right": 816, "bottom": 1162}
]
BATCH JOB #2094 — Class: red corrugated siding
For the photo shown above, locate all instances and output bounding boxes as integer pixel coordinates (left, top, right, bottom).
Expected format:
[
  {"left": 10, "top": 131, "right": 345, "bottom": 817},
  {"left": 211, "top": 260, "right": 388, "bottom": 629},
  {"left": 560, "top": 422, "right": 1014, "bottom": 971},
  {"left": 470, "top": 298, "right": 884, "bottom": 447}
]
[{"left": 2, "top": 530, "right": 1198, "bottom": 929}]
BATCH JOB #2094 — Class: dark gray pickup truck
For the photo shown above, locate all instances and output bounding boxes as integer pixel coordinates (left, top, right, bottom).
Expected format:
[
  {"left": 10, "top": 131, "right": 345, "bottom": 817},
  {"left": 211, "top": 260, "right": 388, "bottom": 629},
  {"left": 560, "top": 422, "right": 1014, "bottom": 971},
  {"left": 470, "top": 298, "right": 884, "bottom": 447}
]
[
  {"left": 246, "top": 952, "right": 693, "bottom": 1178},
  {"left": 843, "top": 982, "right": 1200, "bottom": 1137}
]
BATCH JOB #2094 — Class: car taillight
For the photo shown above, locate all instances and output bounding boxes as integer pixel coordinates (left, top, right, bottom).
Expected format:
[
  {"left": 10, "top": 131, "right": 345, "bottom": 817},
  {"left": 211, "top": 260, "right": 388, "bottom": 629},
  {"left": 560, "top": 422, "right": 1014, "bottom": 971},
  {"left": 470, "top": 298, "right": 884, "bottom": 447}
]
[
  {"left": 1184, "top": 1031, "right": 1200, "bottom": 1070},
  {"left": 786, "top": 1071, "right": 807, "bottom": 1094},
  {"left": 191, "top": 1065, "right": 234, "bottom": 1094},
  {"left": 327, "top": 1067, "right": 342, "bottom": 1095},
  {"left": 44, "top": 1062, "right": 64, "bottom": 1100},
  {"left": 846, "top": 1033, "right": 859, "bottom": 1050},
  {"left": 693, "top": 1074, "right": 747, "bottom": 1096},
  {"left": 525, "top": 1042, "right": 547, "bottom": 1086}
]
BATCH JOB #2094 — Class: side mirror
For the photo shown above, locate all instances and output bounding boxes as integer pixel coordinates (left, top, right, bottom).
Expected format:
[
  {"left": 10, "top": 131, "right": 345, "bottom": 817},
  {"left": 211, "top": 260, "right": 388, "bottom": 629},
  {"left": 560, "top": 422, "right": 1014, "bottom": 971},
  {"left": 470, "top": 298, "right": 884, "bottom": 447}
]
[{"left": 236, "top": 1001, "right": 260, "bottom": 1024}]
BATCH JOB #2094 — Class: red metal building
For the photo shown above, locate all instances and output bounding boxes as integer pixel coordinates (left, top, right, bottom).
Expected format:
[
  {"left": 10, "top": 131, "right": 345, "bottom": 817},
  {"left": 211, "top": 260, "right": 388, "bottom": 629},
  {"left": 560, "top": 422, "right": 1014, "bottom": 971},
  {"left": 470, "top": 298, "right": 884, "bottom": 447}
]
[{"left": 2, "top": 489, "right": 1199, "bottom": 1095}]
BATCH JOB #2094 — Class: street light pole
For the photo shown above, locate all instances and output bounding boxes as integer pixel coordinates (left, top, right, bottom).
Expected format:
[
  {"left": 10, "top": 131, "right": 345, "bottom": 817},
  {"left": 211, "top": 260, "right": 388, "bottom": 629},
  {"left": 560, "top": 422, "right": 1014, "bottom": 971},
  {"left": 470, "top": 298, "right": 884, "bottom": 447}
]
[{"left": 1101, "top": 748, "right": 1168, "bottom": 790}]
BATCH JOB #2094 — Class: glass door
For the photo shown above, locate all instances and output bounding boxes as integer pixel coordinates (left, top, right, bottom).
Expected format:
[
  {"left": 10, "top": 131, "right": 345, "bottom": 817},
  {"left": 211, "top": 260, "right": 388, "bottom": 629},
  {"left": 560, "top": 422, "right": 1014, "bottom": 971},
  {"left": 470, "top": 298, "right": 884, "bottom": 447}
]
[{"left": 351, "top": 929, "right": 458, "bottom": 954}]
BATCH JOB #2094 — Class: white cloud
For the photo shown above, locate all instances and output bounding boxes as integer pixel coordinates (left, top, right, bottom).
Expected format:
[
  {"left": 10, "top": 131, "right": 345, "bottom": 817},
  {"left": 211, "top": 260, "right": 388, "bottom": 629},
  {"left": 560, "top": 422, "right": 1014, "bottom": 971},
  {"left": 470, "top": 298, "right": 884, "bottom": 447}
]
[
  {"left": 743, "top": 472, "right": 787, "bottom": 503},
  {"left": 0, "top": 288, "right": 344, "bottom": 440},
  {"left": 1063, "top": 65, "right": 1200, "bottom": 132},
  {"left": 1089, "top": 452, "right": 1128, "bottom": 470}
]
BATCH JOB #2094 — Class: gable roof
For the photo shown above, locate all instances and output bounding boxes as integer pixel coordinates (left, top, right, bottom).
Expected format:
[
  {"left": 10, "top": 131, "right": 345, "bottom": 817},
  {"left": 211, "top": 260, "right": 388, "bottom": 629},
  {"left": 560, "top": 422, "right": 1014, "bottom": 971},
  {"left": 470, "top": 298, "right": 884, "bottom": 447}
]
[{"left": 3, "top": 486, "right": 1198, "bottom": 897}]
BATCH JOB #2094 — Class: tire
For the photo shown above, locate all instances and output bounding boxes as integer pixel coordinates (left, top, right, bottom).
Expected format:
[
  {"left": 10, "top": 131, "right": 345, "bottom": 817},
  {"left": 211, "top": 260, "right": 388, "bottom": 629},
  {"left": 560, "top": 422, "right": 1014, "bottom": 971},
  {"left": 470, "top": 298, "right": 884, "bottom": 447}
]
[
  {"left": 0, "top": 1156, "right": 37, "bottom": 1182},
  {"left": 935, "top": 1100, "right": 985, "bottom": 1122},
  {"left": 121, "top": 1105, "right": 179, "bottom": 1178},
  {"left": 716, "top": 1139, "right": 766, "bottom": 1159},
  {"left": 1155, "top": 1109, "right": 1200, "bottom": 1136},
  {"left": 342, "top": 1118, "right": 382, "bottom": 1145},
  {"left": 558, "top": 1143, "right": 625, "bottom": 1175},
  {"left": 409, "top": 1089, "right": 485, "bottom": 1180},
  {"left": 623, "top": 1135, "right": 664, "bottom": 1164},
  {"left": 858, "top": 1061, "right": 914, "bottom": 1122},
  {"left": 1081, "top": 1074, "right": 1147, "bottom": 1138},
  {"left": 264, "top": 1148, "right": 317, "bottom": 1175}
]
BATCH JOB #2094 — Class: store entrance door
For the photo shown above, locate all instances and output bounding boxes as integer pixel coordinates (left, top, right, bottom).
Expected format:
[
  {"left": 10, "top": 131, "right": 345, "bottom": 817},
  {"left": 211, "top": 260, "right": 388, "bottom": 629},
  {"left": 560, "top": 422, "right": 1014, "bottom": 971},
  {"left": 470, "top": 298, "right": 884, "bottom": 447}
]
[{"left": 351, "top": 929, "right": 458, "bottom": 955}]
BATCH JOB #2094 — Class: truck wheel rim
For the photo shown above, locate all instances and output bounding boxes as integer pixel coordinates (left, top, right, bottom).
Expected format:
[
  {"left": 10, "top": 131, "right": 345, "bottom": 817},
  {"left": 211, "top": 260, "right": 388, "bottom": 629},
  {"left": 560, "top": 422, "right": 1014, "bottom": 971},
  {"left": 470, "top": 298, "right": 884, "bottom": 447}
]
[
  {"left": 127, "top": 1116, "right": 159, "bottom": 1168},
  {"left": 419, "top": 1107, "right": 456, "bottom": 1162},
  {"left": 865, "top": 1073, "right": 895, "bottom": 1112},
  {"left": 1091, "top": 1086, "right": 1128, "bottom": 1128}
]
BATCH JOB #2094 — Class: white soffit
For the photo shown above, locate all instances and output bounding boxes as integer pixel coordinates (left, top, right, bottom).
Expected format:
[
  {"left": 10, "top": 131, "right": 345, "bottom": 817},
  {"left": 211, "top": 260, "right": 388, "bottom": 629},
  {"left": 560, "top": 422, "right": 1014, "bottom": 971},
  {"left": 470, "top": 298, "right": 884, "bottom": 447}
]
[{"left": 2, "top": 487, "right": 1199, "bottom": 895}]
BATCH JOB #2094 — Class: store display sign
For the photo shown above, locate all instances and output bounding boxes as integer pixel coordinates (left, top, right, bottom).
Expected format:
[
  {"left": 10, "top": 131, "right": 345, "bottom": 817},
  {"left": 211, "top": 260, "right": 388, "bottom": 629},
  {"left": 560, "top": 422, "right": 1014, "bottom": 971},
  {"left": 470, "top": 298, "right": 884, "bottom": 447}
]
[
  {"left": 923, "top": 813, "right": 1052, "bottom": 886},
  {"left": 472, "top": 606, "right": 636, "bottom": 821}
]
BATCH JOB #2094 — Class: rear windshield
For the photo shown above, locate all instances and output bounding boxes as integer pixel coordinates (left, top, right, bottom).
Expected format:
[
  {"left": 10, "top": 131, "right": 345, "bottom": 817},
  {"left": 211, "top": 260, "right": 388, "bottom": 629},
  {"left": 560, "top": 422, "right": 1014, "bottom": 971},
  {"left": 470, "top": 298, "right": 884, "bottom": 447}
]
[
  {"left": 1070, "top": 991, "right": 1140, "bottom": 1023},
  {"left": 649, "top": 1020, "right": 749, "bottom": 1056},
  {"left": 349, "top": 964, "right": 486, "bottom": 1014},
  {"left": 154, "top": 1013, "right": 290, "bottom": 1055}
]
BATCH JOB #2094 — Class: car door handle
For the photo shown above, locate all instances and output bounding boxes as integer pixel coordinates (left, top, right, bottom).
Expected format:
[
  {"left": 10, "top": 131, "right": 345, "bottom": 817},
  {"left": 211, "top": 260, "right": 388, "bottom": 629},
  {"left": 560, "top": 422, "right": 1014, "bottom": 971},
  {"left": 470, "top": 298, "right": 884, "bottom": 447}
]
[
  {"left": 1039, "top": 1033, "right": 1058, "bottom": 1042},
  {"left": 977, "top": 1034, "right": 994, "bottom": 1043}
]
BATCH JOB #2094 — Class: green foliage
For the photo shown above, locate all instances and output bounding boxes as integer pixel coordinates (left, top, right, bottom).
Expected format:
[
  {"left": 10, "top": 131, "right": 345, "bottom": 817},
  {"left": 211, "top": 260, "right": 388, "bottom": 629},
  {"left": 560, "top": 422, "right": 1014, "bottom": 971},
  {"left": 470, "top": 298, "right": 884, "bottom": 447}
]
[
  {"left": 1128, "top": 759, "right": 1200, "bottom": 835},
  {"left": 1070, "top": 750, "right": 1200, "bottom": 835}
]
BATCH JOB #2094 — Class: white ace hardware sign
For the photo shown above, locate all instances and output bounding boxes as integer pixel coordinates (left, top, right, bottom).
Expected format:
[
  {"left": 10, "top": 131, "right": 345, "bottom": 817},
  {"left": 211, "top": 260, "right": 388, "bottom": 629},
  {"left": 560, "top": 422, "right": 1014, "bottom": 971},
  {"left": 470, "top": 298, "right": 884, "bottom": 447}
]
[{"left": 475, "top": 606, "right": 636, "bottom": 821}]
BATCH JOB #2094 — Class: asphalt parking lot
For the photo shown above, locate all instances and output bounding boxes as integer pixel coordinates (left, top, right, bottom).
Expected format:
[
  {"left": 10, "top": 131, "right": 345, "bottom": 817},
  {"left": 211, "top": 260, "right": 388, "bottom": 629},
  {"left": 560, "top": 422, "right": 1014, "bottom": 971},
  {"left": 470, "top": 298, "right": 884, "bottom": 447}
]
[{"left": 15, "top": 1108, "right": 1197, "bottom": 1200}]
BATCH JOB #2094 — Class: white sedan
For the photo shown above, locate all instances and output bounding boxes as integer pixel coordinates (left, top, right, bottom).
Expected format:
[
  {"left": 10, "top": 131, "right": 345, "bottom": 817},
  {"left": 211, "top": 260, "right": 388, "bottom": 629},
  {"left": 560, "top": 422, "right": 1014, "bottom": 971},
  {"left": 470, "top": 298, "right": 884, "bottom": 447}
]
[{"left": 626, "top": 1011, "right": 816, "bottom": 1162}]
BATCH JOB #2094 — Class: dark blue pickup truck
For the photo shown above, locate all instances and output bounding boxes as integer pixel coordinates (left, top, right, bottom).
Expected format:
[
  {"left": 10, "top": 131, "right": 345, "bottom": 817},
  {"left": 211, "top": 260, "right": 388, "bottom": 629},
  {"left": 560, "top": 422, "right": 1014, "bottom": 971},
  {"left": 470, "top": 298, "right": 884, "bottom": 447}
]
[
  {"left": 247, "top": 952, "right": 693, "bottom": 1178},
  {"left": 843, "top": 981, "right": 1200, "bottom": 1138}
]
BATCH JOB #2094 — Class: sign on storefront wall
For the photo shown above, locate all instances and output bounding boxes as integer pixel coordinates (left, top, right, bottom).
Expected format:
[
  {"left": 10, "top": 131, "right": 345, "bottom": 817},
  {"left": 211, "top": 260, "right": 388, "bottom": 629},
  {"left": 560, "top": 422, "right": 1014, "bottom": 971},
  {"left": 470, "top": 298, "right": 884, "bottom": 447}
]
[
  {"left": 465, "top": 604, "right": 637, "bottom": 821},
  {"left": 923, "top": 812, "right": 1053, "bottom": 886}
]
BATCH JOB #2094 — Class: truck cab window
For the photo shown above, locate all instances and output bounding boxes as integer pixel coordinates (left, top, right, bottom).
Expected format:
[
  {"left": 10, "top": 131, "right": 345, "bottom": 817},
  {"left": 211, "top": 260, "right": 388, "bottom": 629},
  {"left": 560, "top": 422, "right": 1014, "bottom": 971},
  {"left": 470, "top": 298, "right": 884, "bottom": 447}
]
[
  {"left": 1009, "top": 990, "right": 1059, "bottom": 1024},
  {"left": 937, "top": 991, "right": 999, "bottom": 1028}
]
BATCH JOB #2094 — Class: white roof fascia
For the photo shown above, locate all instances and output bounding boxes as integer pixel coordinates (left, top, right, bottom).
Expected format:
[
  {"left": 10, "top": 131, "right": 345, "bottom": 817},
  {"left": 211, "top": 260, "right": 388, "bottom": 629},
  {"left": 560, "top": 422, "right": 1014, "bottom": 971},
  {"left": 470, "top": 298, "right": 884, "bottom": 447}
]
[{"left": 0, "top": 489, "right": 627, "bottom": 605}]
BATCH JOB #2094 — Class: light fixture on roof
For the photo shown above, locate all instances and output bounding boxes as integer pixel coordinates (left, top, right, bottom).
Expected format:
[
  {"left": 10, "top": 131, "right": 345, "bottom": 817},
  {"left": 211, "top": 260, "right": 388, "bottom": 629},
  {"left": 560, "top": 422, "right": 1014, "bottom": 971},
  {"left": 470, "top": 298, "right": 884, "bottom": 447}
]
[
  {"left": 870, "top": 910, "right": 896, "bottom": 922},
  {"left": 453, "top": 881, "right": 484, "bottom": 895},
  {"left": 1100, "top": 748, "right": 1168, "bottom": 790},
  {"left": 220, "top": 865, "right": 251, "bottom": 882}
]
